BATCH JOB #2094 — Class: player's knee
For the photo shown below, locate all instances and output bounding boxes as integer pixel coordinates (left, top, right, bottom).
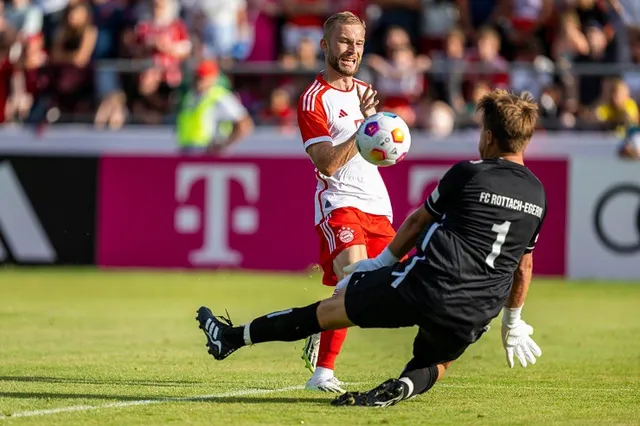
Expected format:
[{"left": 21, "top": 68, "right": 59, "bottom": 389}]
[
  {"left": 317, "top": 293, "right": 353, "bottom": 330},
  {"left": 437, "top": 361, "right": 454, "bottom": 381}
]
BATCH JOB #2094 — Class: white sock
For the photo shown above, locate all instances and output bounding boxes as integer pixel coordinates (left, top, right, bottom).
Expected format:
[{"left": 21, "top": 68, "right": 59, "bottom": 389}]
[{"left": 312, "top": 366, "right": 334, "bottom": 381}]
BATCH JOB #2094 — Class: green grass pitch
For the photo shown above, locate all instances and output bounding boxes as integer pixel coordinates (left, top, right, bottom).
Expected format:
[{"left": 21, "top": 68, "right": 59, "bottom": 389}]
[{"left": 1, "top": 268, "right": 639, "bottom": 425}]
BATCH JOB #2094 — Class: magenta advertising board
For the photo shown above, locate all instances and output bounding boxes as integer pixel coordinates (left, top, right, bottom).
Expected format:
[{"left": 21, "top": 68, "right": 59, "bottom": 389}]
[{"left": 97, "top": 157, "right": 567, "bottom": 275}]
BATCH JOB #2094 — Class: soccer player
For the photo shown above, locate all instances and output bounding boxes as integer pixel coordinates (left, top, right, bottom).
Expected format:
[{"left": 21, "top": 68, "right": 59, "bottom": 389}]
[
  {"left": 196, "top": 89, "right": 545, "bottom": 407},
  {"left": 296, "top": 11, "right": 395, "bottom": 393}
]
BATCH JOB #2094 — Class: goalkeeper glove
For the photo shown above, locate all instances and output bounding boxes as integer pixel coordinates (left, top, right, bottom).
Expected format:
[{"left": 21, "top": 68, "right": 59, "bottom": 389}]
[
  {"left": 501, "top": 306, "right": 542, "bottom": 368},
  {"left": 343, "top": 247, "right": 398, "bottom": 275}
]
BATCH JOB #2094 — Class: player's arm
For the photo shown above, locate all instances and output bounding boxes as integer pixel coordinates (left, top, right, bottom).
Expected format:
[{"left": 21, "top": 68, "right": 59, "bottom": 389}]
[
  {"left": 299, "top": 83, "right": 378, "bottom": 176},
  {"left": 505, "top": 253, "right": 533, "bottom": 309},
  {"left": 306, "top": 137, "right": 359, "bottom": 177},
  {"left": 345, "top": 162, "right": 473, "bottom": 275},
  {"left": 343, "top": 205, "right": 434, "bottom": 274},
  {"left": 298, "top": 96, "right": 358, "bottom": 177},
  {"left": 501, "top": 214, "right": 545, "bottom": 369},
  {"left": 387, "top": 206, "right": 434, "bottom": 259}
]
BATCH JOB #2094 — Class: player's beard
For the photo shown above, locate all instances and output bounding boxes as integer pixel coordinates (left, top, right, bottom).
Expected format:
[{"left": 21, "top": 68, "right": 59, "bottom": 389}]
[{"left": 327, "top": 50, "right": 360, "bottom": 77}]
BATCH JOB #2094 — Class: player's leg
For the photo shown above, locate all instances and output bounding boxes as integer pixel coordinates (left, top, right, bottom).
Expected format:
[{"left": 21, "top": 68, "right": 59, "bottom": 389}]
[
  {"left": 305, "top": 208, "right": 368, "bottom": 392},
  {"left": 195, "top": 290, "right": 354, "bottom": 361},
  {"left": 195, "top": 266, "right": 417, "bottom": 362},
  {"left": 333, "top": 325, "right": 470, "bottom": 407},
  {"left": 307, "top": 244, "right": 367, "bottom": 392}
]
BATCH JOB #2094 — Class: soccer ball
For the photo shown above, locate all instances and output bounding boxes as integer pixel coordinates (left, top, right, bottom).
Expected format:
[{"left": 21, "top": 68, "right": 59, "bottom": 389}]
[{"left": 356, "top": 112, "right": 412, "bottom": 167}]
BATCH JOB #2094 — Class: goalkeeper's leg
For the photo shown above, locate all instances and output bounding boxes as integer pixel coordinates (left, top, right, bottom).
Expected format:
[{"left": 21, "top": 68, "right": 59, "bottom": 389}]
[
  {"left": 196, "top": 267, "right": 416, "bottom": 363},
  {"left": 332, "top": 324, "right": 472, "bottom": 407}
]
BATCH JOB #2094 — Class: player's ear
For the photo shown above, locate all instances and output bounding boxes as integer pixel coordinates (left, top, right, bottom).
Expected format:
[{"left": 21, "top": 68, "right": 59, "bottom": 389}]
[
  {"left": 485, "top": 129, "right": 494, "bottom": 146},
  {"left": 320, "top": 37, "right": 328, "bottom": 53}
]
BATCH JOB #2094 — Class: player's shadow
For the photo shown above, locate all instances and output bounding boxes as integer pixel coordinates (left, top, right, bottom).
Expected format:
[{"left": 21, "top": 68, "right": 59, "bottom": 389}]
[
  {"left": 0, "top": 392, "right": 333, "bottom": 404},
  {"left": 0, "top": 391, "right": 157, "bottom": 401},
  {"left": 202, "top": 396, "right": 331, "bottom": 405},
  {"left": 0, "top": 376, "right": 200, "bottom": 387}
]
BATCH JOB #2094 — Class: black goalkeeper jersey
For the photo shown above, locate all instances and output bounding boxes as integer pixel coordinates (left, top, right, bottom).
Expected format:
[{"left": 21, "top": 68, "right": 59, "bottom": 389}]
[{"left": 397, "top": 158, "right": 547, "bottom": 342}]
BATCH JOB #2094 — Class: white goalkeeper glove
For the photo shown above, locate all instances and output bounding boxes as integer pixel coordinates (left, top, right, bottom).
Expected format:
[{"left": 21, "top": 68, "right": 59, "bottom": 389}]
[
  {"left": 343, "top": 247, "right": 398, "bottom": 275},
  {"left": 501, "top": 306, "right": 542, "bottom": 368}
]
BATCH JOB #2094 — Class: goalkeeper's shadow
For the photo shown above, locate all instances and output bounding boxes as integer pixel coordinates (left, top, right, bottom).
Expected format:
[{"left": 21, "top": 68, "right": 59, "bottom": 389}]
[{"left": 204, "top": 396, "right": 332, "bottom": 405}]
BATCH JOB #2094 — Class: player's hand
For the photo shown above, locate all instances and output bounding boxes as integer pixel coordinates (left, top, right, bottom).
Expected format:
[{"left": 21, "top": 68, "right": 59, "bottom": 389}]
[
  {"left": 357, "top": 84, "right": 379, "bottom": 119},
  {"left": 343, "top": 247, "right": 399, "bottom": 275},
  {"left": 501, "top": 319, "right": 542, "bottom": 368},
  {"left": 343, "top": 258, "right": 381, "bottom": 275}
]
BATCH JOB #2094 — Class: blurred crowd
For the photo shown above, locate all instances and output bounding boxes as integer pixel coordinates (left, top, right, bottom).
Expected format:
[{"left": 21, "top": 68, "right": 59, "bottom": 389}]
[{"left": 1, "top": 0, "right": 640, "bottom": 136}]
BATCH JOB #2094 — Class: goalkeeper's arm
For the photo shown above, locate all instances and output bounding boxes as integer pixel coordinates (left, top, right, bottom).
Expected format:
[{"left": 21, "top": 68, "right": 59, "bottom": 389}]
[
  {"left": 506, "top": 252, "right": 533, "bottom": 311},
  {"left": 501, "top": 252, "right": 541, "bottom": 368}
]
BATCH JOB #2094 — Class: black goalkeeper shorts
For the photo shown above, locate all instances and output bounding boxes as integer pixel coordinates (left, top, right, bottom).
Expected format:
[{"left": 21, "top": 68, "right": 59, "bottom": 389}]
[{"left": 344, "top": 266, "right": 473, "bottom": 366}]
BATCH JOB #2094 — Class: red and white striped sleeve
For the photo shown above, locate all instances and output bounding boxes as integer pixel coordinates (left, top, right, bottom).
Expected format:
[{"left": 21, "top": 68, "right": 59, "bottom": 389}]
[{"left": 297, "top": 80, "right": 331, "bottom": 151}]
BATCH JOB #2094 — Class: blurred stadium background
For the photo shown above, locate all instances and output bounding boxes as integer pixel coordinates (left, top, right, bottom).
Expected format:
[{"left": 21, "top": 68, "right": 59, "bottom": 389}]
[{"left": 0, "top": 0, "right": 639, "bottom": 424}]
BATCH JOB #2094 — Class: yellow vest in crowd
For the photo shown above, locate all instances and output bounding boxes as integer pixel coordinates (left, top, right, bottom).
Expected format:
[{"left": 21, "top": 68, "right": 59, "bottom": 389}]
[{"left": 176, "top": 85, "right": 232, "bottom": 147}]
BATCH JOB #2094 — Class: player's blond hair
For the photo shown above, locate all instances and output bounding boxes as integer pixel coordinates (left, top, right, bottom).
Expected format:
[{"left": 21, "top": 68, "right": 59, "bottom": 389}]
[
  {"left": 323, "top": 11, "right": 366, "bottom": 41},
  {"left": 476, "top": 89, "right": 539, "bottom": 153}
]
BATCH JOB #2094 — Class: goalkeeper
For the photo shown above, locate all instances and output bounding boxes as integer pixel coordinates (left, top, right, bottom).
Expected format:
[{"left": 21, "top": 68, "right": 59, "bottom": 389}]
[{"left": 196, "top": 89, "right": 545, "bottom": 407}]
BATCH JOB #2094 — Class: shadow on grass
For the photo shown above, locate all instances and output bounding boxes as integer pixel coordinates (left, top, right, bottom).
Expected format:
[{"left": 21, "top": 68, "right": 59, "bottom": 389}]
[
  {"left": 0, "top": 376, "right": 201, "bottom": 387},
  {"left": 201, "top": 396, "right": 331, "bottom": 405},
  {"left": 0, "top": 391, "right": 333, "bottom": 405},
  {"left": 0, "top": 391, "right": 158, "bottom": 401}
]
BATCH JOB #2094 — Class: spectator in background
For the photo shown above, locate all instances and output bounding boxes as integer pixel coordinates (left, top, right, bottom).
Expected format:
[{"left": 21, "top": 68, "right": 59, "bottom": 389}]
[
  {"left": 420, "top": 0, "right": 458, "bottom": 54},
  {"left": 91, "top": 0, "right": 126, "bottom": 59},
  {"left": 127, "top": 0, "right": 191, "bottom": 124},
  {"left": 186, "top": 0, "right": 250, "bottom": 62},
  {"left": 623, "top": 32, "right": 640, "bottom": 98},
  {"left": 510, "top": 38, "right": 553, "bottom": 101},
  {"left": 465, "top": 26, "right": 509, "bottom": 93},
  {"left": 595, "top": 77, "right": 639, "bottom": 131},
  {"left": 36, "top": 0, "right": 69, "bottom": 48},
  {"left": 2, "top": 0, "right": 42, "bottom": 123},
  {"left": 367, "top": 26, "right": 430, "bottom": 127},
  {"left": 49, "top": 1, "right": 97, "bottom": 118},
  {"left": 367, "top": 0, "right": 421, "bottom": 55},
  {"left": 92, "top": 0, "right": 128, "bottom": 130},
  {"left": 0, "top": 1, "right": 18, "bottom": 124},
  {"left": 574, "top": 21, "right": 611, "bottom": 108},
  {"left": 457, "top": 0, "right": 501, "bottom": 39},
  {"left": 133, "top": 0, "right": 191, "bottom": 89},
  {"left": 423, "top": 100, "right": 455, "bottom": 136},
  {"left": 497, "top": 0, "right": 554, "bottom": 59},
  {"left": 258, "top": 87, "right": 295, "bottom": 132},
  {"left": 552, "top": 10, "right": 590, "bottom": 63},
  {"left": 431, "top": 27, "right": 467, "bottom": 112},
  {"left": 618, "top": 125, "right": 640, "bottom": 158},
  {"left": 244, "top": 0, "right": 280, "bottom": 62},
  {"left": 281, "top": 36, "right": 321, "bottom": 71},
  {"left": 278, "top": 36, "right": 322, "bottom": 102},
  {"left": 281, "top": 0, "right": 326, "bottom": 54},
  {"left": 5, "top": 0, "right": 43, "bottom": 51},
  {"left": 176, "top": 60, "right": 253, "bottom": 154},
  {"left": 465, "top": 80, "right": 491, "bottom": 117}
]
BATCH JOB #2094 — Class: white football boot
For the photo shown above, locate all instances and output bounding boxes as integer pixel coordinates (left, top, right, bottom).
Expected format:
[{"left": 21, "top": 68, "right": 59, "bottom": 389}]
[{"left": 305, "top": 368, "right": 346, "bottom": 394}]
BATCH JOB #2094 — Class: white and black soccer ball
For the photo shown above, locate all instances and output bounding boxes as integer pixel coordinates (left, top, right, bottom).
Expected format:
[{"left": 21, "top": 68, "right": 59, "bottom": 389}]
[{"left": 356, "top": 112, "right": 412, "bottom": 166}]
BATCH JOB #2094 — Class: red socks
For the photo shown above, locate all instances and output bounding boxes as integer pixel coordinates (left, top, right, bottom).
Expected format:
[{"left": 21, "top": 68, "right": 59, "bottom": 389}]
[{"left": 316, "top": 328, "right": 348, "bottom": 370}]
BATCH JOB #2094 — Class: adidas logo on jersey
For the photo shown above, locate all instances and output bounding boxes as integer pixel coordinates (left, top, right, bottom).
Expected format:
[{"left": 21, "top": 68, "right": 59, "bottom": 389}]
[{"left": 338, "top": 109, "right": 348, "bottom": 118}]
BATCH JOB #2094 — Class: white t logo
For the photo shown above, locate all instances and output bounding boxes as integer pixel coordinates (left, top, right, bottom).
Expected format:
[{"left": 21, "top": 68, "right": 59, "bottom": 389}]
[{"left": 174, "top": 164, "right": 259, "bottom": 266}]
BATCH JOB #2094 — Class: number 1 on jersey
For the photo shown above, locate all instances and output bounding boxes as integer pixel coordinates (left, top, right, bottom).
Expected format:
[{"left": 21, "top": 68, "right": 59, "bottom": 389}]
[{"left": 485, "top": 221, "right": 511, "bottom": 268}]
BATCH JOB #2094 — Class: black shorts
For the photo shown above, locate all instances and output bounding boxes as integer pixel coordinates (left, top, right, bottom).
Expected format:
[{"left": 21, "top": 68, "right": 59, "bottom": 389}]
[{"left": 344, "top": 266, "right": 473, "bottom": 367}]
